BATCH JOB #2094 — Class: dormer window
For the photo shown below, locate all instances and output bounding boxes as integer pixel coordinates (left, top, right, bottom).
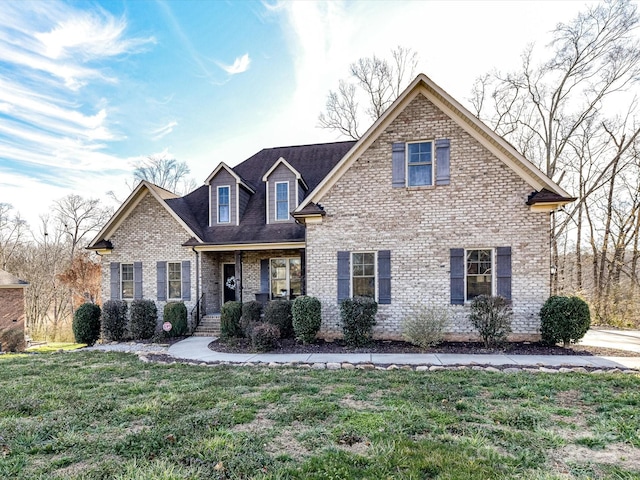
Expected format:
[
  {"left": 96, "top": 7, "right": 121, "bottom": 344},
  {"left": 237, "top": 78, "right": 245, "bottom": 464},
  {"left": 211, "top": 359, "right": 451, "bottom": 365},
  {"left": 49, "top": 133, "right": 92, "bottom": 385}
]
[
  {"left": 218, "top": 186, "right": 230, "bottom": 223},
  {"left": 275, "top": 182, "right": 289, "bottom": 221}
]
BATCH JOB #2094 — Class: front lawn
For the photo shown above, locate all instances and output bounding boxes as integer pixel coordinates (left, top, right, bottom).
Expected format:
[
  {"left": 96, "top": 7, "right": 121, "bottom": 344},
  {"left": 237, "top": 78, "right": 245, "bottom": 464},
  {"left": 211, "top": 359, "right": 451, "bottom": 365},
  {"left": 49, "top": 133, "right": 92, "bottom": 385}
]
[{"left": 0, "top": 352, "right": 639, "bottom": 479}]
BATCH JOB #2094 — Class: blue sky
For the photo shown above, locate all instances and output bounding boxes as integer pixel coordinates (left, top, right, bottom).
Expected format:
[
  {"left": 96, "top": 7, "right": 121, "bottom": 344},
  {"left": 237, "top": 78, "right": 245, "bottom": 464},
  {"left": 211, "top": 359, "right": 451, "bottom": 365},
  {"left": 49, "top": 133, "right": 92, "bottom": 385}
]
[{"left": 0, "top": 0, "right": 599, "bottom": 227}]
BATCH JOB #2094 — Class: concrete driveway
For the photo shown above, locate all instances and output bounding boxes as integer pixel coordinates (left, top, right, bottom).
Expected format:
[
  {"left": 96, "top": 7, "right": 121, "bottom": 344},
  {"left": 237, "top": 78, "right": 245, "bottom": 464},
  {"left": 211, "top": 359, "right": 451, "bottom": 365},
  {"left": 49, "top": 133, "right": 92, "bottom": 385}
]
[{"left": 581, "top": 328, "right": 640, "bottom": 353}]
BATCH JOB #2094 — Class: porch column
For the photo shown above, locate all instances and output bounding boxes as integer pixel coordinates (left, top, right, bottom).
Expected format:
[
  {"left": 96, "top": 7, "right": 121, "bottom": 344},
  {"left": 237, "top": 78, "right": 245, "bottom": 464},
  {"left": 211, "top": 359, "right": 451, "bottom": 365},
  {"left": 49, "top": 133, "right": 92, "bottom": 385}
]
[
  {"left": 300, "top": 248, "right": 306, "bottom": 296},
  {"left": 235, "top": 251, "right": 243, "bottom": 302}
]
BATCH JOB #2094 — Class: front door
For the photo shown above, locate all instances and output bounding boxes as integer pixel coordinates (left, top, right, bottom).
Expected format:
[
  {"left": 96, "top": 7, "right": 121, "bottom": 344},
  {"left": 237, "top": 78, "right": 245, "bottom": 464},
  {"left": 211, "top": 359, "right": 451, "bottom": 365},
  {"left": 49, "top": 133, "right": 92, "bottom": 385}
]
[{"left": 223, "top": 264, "right": 236, "bottom": 303}]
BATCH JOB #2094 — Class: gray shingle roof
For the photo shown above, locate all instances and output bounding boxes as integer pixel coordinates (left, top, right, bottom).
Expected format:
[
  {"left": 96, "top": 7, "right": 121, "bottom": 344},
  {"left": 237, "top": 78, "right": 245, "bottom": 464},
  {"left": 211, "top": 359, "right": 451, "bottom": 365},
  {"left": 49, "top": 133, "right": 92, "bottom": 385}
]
[
  {"left": 170, "top": 141, "right": 356, "bottom": 246},
  {"left": 0, "top": 269, "right": 28, "bottom": 287}
]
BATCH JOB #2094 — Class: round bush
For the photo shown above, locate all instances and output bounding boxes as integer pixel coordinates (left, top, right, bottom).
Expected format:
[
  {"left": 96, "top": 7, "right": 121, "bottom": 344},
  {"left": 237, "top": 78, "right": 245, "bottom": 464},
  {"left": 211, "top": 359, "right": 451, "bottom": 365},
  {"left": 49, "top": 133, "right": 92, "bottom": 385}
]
[
  {"left": 240, "top": 301, "right": 263, "bottom": 337},
  {"left": 163, "top": 302, "right": 187, "bottom": 337},
  {"left": 251, "top": 323, "right": 280, "bottom": 352},
  {"left": 101, "top": 300, "right": 128, "bottom": 341},
  {"left": 340, "top": 296, "right": 378, "bottom": 347},
  {"left": 264, "top": 299, "right": 293, "bottom": 338},
  {"left": 221, "top": 301, "right": 243, "bottom": 339},
  {"left": 292, "top": 296, "right": 322, "bottom": 344},
  {"left": 540, "top": 296, "right": 591, "bottom": 346},
  {"left": 73, "top": 303, "right": 102, "bottom": 346},
  {"left": 129, "top": 299, "right": 158, "bottom": 340}
]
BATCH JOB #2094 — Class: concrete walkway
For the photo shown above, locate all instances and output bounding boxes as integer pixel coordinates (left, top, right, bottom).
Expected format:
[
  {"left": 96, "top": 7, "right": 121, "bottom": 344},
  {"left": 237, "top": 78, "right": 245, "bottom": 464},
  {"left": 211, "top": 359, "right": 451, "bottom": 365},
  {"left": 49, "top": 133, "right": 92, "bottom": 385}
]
[
  {"left": 581, "top": 328, "right": 640, "bottom": 354},
  {"left": 168, "top": 336, "right": 640, "bottom": 371}
]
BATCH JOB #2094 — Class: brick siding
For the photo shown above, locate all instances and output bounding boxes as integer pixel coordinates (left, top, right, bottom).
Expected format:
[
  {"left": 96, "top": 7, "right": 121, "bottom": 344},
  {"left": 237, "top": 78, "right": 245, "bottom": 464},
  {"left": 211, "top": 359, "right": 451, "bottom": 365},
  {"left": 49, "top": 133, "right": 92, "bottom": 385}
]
[{"left": 306, "top": 94, "right": 550, "bottom": 341}]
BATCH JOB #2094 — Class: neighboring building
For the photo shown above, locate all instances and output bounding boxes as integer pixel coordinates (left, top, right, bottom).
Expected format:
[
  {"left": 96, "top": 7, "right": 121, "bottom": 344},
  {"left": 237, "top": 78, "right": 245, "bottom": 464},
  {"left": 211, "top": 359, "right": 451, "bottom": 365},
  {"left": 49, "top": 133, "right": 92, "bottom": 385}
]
[
  {"left": 88, "top": 74, "right": 574, "bottom": 340},
  {"left": 0, "top": 269, "right": 28, "bottom": 350}
]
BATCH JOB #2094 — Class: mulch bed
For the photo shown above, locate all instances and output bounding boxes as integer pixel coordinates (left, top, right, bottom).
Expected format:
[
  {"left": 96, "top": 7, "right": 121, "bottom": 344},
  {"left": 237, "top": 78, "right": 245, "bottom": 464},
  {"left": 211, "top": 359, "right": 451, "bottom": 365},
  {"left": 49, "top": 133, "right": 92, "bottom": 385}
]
[{"left": 209, "top": 337, "right": 640, "bottom": 357}]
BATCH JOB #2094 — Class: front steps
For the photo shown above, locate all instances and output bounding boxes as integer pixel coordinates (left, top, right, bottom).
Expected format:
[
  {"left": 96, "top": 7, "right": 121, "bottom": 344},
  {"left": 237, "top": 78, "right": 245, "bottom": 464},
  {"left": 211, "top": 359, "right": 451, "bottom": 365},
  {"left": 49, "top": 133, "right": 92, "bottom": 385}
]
[{"left": 193, "top": 314, "right": 220, "bottom": 337}]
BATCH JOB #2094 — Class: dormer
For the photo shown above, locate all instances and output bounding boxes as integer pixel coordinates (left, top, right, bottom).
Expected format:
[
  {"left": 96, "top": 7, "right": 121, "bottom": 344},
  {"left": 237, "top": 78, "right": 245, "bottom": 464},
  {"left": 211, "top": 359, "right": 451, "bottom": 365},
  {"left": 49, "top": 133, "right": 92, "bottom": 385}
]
[
  {"left": 205, "top": 162, "right": 255, "bottom": 226},
  {"left": 262, "top": 157, "right": 308, "bottom": 224}
]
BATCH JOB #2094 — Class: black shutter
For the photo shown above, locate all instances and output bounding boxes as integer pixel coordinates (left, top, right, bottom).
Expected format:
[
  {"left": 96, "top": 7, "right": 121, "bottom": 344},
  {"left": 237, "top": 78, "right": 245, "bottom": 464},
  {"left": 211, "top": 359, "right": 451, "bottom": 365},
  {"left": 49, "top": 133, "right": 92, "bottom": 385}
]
[
  {"left": 110, "top": 262, "right": 120, "bottom": 300},
  {"left": 337, "top": 251, "right": 350, "bottom": 302},
  {"left": 260, "top": 259, "right": 269, "bottom": 293},
  {"left": 496, "top": 247, "right": 512, "bottom": 301},
  {"left": 182, "top": 260, "right": 191, "bottom": 300},
  {"left": 378, "top": 250, "right": 391, "bottom": 304},
  {"left": 133, "top": 262, "right": 142, "bottom": 300},
  {"left": 450, "top": 249, "right": 465, "bottom": 305},
  {"left": 392, "top": 143, "right": 406, "bottom": 188},
  {"left": 436, "top": 139, "right": 450, "bottom": 185},
  {"left": 157, "top": 261, "right": 167, "bottom": 301}
]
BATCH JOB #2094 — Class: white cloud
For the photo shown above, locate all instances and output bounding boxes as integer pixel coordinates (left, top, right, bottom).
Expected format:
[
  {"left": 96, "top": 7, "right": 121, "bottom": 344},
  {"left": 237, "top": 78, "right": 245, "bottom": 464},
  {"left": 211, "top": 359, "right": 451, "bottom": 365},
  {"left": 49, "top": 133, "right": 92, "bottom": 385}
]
[
  {"left": 150, "top": 121, "right": 178, "bottom": 141},
  {"left": 218, "top": 53, "right": 251, "bottom": 75}
]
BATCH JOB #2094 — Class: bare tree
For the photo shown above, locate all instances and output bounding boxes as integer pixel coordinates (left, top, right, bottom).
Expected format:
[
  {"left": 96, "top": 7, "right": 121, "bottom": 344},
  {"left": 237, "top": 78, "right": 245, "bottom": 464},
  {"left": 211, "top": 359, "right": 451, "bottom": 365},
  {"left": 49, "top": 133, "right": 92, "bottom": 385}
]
[
  {"left": 53, "top": 194, "right": 112, "bottom": 258},
  {"left": 0, "top": 203, "right": 28, "bottom": 270},
  {"left": 471, "top": 0, "right": 640, "bottom": 306},
  {"left": 319, "top": 46, "right": 418, "bottom": 139},
  {"left": 133, "top": 155, "right": 197, "bottom": 194}
]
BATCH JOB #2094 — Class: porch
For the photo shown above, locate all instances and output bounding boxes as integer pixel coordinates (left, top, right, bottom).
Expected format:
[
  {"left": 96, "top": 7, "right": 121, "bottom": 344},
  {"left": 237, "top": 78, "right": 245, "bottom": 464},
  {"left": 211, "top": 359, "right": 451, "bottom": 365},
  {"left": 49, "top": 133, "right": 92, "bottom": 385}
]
[{"left": 191, "top": 247, "right": 306, "bottom": 335}]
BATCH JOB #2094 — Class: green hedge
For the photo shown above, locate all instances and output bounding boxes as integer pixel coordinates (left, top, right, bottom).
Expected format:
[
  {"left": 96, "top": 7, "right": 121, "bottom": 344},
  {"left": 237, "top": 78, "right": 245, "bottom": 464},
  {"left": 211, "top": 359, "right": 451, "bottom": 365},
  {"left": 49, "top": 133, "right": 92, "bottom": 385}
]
[
  {"left": 73, "top": 303, "right": 102, "bottom": 346},
  {"left": 163, "top": 302, "right": 187, "bottom": 337},
  {"left": 221, "top": 301, "right": 243, "bottom": 339},
  {"left": 540, "top": 296, "right": 591, "bottom": 346},
  {"left": 129, "top": 300, "right": 157, "bottom": 340},
  {"left": 292, "top": 296, "right": 322, "bottom": 344},
  {"left": 264, "top": 300, "right": 293, "bottom": 339},
  {"left": 340, "top": 296, "right": 378, "bottom": 347},
  {"left": 101, "top": 300, "right": 128, "bottom": 341}
]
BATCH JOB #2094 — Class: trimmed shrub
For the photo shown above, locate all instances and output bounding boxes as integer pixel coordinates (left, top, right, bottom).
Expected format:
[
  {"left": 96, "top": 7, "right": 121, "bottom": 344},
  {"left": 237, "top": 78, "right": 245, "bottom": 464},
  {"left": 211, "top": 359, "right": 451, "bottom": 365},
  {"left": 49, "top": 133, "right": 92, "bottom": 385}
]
[
  {"left": 468, "top": 295, "right": 512, "bottom": 348},
  {"left": 240, "top": 301, "right": 263, "bottom": 337},
  {"left": 101, "top": 300, "right": 128, "bottom": 342},
  {"left": 264, "top": 299, "right": 293, "bottom": 338},
  {"left": 220, "top": 301, "right": 243, "bottom": 339},
  {"left": 129, "top": 299, "right": 158, "bottom": 340},
  {"left": 163, "top": 302, "right": 188, "bottom": 337},
  {"left": 251, "top": 323, "right": 280, "bottom": 352},
  {"left": 402, "top": 304, "right": 449, "bottom": 348},
  {"left": 292, "top": 296, "right": 322, "bottom": 344},
  {"left": 0, "top": 327, "right": 26, "bottom": 352},
  {"left": 72, "top": 303, "right": 102, "bottom": 346},
  {"left": 341, "top": 296, "right": 378, "bottom": 347},
  {"left": 540, "top": 296, "right": 591, "bottom": 346}
]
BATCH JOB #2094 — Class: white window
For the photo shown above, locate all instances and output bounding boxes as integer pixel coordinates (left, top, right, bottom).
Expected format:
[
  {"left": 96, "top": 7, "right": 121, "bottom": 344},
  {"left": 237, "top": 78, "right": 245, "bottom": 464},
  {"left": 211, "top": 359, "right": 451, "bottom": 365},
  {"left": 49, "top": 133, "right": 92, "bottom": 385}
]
[
  {"left": 275, "top": 182, "right": 289, "bottom": 221},
  {"left": 270, "top": 258, "right": 301, "bottom": 299},
  {"left": 352, "top": 252, "right": 375, "bottom": 298},
  {"left": 121, "top": 263, "right": 134, "bottom": 300},
  {"left": 218, "top": 186, "right": 230, "bottom": 223},
  {"left": 407, "top": 141, "right": 433, "bottom": 186},
  {"left": 466, "top": 249, "right": 493, "bottom": 301},
  {"left": 168, "top": 262, "right": 182, "bottom": 299}
]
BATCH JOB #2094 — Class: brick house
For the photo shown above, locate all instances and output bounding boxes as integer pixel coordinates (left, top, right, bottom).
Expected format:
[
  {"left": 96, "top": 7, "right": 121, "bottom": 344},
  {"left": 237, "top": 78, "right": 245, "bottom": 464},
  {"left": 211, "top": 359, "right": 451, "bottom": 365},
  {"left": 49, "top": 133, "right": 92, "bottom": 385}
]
[
  {"left": 0, "top": 269, "right": 28, "bottom": 350},
  {"left": 88, "top": 74, "right": 574, "bottom": 340}
]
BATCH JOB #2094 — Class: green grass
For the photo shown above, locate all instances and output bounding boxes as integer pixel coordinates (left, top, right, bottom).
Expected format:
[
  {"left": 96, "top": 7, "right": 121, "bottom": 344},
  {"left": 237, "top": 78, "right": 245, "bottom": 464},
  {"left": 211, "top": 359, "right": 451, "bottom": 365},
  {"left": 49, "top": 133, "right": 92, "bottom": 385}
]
[
  {"left": 0, "top": 352, "right": 639, "bottom": 479},
  {"left": 26, "top": 343, "right": 86, "bottom": 353}
]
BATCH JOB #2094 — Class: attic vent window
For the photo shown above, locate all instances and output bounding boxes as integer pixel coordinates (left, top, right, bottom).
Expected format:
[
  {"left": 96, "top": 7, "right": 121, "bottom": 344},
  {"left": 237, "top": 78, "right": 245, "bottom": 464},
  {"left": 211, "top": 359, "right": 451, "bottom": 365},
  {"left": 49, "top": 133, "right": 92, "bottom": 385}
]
[{"left": 407, "top": 141, "right": 433, "bottom": 186}]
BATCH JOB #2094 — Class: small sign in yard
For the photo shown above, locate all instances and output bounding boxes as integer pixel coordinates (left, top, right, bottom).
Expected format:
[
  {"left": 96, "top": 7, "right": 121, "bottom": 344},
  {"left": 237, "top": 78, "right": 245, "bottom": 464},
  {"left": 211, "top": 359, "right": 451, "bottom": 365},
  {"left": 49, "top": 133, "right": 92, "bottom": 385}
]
[{"left": 162, "top": 322, "right": 172, "bottom": 332}]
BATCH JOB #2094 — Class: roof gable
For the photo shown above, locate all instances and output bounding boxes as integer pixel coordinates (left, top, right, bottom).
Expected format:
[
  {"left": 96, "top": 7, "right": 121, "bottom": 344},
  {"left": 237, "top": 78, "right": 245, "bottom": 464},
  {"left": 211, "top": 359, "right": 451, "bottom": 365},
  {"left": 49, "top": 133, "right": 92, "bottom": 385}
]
[
  {"left": 205, "top": 162, "right": 255, "bottom": 193},
  {"left": 87, "top": 181, "right": 203, "bottom": 249},
  {"left": 262, "top": 157, "right": 309, "bottom": 190},
  {"left": 296, "top": 73, "right": 572, "bottom": 212},
  {"left": 0, "top": 269, "right": 28, "bottom": 288}
]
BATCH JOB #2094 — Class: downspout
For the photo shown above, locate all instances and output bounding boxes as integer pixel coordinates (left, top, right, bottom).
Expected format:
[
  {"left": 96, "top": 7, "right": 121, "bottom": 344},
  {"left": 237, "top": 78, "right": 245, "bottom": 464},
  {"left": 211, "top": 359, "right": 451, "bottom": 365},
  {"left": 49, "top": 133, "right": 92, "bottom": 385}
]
[{"left": 192, "top": 247, "right": 200, "bottom": 322}]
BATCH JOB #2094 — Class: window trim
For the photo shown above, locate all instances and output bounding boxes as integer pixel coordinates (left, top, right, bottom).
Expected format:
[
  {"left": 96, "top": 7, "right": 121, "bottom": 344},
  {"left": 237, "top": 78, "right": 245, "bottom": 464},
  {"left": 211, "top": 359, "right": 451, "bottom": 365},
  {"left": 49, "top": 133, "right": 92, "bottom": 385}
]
[
  {"left": 351, "top": 251, "right": 377, "bottom": 300},
  {"left": 406, "top": 140, "right": 434, "bottom": 187},
  {"left": 274, "top": 181, "right": 289, "bottom": 221},
  {"left": 269, "top": 257, "right": 301, "bottom": 299},
  {"left": 464, "top": 248, "right": 495, "bottom": 302},
  {"left": 121, "top": 263, "right": 134, "bottom": 300},
  {"left": 217, "top": 185, "right": 231, "bottom": 224},
  {"left": 167, "top": 261, "right": 182, "bottom": 300}
]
